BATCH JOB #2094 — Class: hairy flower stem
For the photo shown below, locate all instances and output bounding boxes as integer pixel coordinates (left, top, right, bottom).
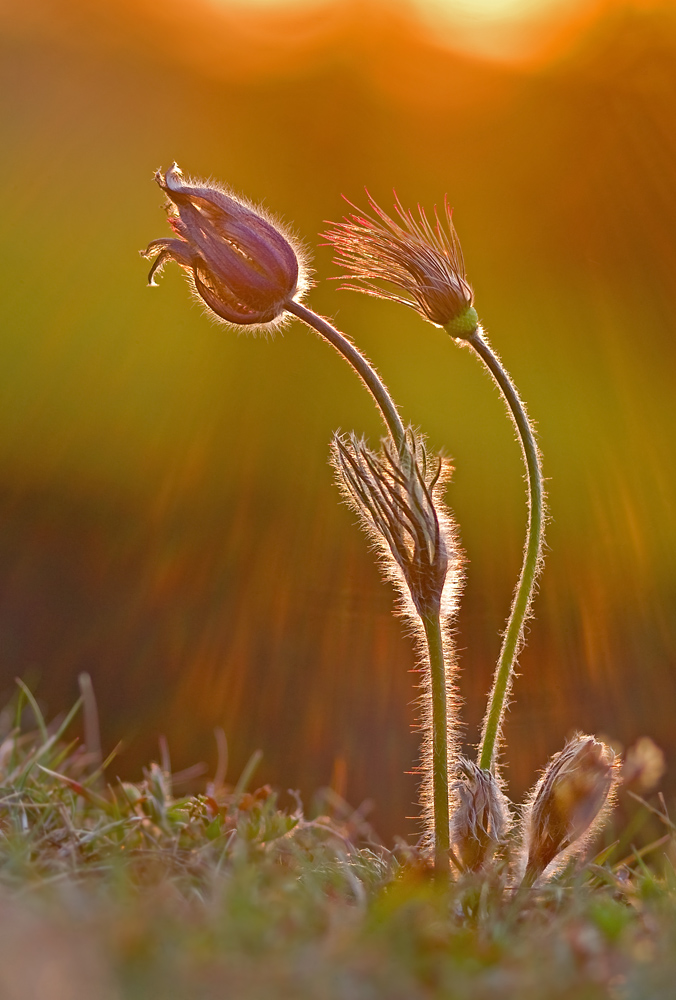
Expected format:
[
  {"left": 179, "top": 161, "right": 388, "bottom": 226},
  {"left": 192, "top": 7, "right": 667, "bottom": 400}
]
[
  {"left": 285, "top": 299, "right": 406, "bottom": 450},
  {"left": 467, "top": 328, "right": 545, "bottom": 773},
  {"left": 421, "top": 612, "right": 453, "bottom": 872},
  {"left": 289, "top": 300, "right": 458, "bottom": 872}
]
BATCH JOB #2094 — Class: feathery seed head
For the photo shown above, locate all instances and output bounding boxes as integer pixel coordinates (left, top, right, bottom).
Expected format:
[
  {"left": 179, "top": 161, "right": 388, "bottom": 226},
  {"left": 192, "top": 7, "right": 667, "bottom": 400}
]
[
  {"left": 141, "top": 163, "right": 309, "bottom": 332},
  {"left": 451, "top": 758, "right": 512, "bottom": 871},
  {"left": 324, "top": 191, "right": 478, "bottom": 337},
  {"left": 331, "top": 430, "right": 459, "bottom": 619},
  {"left": 522, "top": 734, "right": 620, "bottom": 884}
]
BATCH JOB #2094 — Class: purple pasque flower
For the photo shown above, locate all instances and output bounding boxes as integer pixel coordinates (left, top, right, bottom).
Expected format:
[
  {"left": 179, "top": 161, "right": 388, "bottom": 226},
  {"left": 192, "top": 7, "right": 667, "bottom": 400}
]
[
  {"left": 324, "top": 191, "right": 478, "bottom": 338},
  {"left": 142, "top": 163, "right": 309, "bottom": 331}
]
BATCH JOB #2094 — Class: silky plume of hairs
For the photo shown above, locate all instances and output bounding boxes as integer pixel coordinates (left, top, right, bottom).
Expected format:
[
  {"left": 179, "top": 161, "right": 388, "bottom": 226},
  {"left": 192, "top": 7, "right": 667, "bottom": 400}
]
[
  {"left": 331, "top": 429, "right": 463, "bottom": 863},
  {"left": 519, "top": 734, "right": 621, "bottom": 886}
]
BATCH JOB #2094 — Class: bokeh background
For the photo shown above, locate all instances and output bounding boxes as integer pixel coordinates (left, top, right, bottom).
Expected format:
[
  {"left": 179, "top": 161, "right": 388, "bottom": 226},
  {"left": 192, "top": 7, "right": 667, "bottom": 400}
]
[{"left": 2, "top": 0, "right": 676, "bottom": 840}]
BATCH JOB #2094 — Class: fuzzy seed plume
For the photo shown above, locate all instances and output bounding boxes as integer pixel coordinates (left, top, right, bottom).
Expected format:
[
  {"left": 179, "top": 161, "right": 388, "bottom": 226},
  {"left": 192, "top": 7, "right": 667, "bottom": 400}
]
[{"left": 324, "top": 191, "right": 478, "bottom": 338}]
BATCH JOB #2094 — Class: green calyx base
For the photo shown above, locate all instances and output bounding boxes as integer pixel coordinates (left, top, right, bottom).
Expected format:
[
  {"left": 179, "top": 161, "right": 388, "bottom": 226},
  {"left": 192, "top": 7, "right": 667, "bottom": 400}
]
[{"left": 445, "top": 306, "right": 479, "bottom": 340}]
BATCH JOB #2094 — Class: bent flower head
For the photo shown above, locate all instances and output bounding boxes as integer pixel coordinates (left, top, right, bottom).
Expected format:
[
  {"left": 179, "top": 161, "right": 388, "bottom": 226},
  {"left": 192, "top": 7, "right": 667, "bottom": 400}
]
[
  {"left": 324, "top": 192, "right": 478, "bottom": 338},
  {"left": 142, "top": 163, "right": 308, "bottom": 331}
]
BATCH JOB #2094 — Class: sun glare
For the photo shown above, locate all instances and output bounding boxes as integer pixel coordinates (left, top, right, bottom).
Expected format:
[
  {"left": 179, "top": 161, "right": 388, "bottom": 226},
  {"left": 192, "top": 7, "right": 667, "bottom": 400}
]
[
  {"left": 206, "top": 0, "right": 599, "bottom": 61},
  {"left": 424, "top": 0, "right": 576, "bottom": 14},
  {"left": 412, "top": 0, "right": 599, "bottom": 60}
]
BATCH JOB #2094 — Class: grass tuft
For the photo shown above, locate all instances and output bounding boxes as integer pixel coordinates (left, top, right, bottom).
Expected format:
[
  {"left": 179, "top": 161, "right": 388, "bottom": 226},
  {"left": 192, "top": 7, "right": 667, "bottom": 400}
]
[{"left": 0, "top": 689, "right": 673, "bottom": 999}]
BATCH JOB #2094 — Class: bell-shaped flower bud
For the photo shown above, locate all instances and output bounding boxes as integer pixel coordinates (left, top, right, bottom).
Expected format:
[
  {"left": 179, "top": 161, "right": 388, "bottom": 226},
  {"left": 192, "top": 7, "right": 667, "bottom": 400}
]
[
  {"left": 142, "top": 163, "right": 309, "bottom": 331},
  {"left": 323, "top": 191, "right": 478, "bottom": 339},
  {"left": 451, "top": 758, "right": 512, "bottom": 871},
  {"left": 521, "top": 735, "right": 620, "bottom": 885}
]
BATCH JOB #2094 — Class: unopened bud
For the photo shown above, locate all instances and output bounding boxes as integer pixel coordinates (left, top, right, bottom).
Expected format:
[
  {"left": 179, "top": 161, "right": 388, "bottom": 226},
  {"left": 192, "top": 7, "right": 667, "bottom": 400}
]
[
  {"left": 522, "top": 735, "right": 620, "bottom": 884},
  {"left": 451, "top": 758, "right": 511, "bottom": 871},
  {"left": 331, "top": 429, "right": 461, "bottom": 619},
  {"left": 142, "top": 163, "right": 309, "bottom": 331}
]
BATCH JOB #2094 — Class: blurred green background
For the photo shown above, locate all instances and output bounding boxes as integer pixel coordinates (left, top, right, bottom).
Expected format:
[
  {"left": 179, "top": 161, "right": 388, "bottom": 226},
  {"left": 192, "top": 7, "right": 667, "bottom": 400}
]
[{"left": 1, "top": 0, "right": 676, "bottom": 839}]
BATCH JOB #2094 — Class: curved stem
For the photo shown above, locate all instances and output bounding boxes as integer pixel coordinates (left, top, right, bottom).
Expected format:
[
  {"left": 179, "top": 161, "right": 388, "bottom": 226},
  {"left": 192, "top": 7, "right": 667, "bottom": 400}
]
[
  {"left": 289, "top": 299, "right": 458, "bottom": 870},
  {"left": 467, "top": 327, "right": 545, "bottom": 772},
  {"left": 285, "top": 299, "right": 406, "bottom": 450}
]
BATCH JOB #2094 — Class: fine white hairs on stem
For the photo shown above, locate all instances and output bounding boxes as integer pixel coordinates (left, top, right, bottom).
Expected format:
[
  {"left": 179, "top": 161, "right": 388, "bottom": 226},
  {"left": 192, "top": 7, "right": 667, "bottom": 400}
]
[{"left": 519, "top": 734, "right": 621, "bottom": 886}]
